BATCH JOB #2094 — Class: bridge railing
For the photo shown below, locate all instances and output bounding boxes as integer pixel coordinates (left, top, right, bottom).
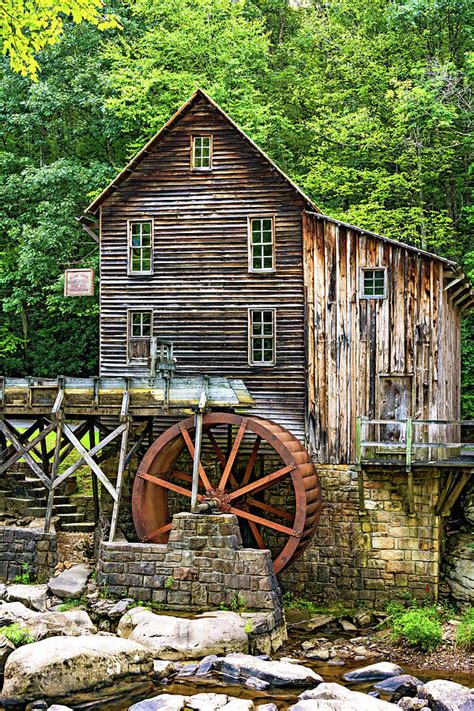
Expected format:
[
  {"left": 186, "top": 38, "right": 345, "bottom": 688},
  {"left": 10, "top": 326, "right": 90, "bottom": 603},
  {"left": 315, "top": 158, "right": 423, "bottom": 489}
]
[{"left": 355, "top": 417, "right": 474, "bottom": 467}]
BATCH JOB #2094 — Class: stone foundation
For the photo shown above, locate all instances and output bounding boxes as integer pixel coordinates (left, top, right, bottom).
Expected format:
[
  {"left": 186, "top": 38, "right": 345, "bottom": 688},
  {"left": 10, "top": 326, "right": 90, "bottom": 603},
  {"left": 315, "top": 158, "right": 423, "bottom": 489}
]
[
  {"left": 98, "top": 513, "right": 282, "bottom": 613},
  {"left": 279, "top": 465, "right": 442, "bottom": 606},
  {"left": 0, "top": 526, "right": 57, "bottom": 583}
]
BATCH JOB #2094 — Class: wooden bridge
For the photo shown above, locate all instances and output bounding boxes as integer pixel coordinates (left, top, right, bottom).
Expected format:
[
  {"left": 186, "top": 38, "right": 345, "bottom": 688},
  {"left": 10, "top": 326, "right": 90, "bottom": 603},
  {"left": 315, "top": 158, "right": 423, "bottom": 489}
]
[{"left": 0, "top": 375, "right": 254, "bottom": 540}]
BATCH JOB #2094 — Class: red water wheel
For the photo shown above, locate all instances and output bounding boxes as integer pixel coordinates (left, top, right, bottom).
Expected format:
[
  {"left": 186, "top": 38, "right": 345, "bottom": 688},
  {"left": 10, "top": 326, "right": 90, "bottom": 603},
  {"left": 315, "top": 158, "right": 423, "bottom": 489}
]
[{"left": 132, "top": 413, "right": 321, "bottom": 573}]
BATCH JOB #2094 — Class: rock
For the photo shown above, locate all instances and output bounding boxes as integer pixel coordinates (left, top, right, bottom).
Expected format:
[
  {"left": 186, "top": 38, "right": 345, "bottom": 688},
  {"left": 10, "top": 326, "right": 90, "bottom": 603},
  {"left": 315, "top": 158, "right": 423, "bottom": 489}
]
[
  {"left": 327, "top": 656, "right": 345, "bottom": 666},
  {"left": 0, "top": 634, "right": 16, "bottom": 673},
  {"left": 215, "top": 652, "right": 322, "bottom": 687},
  {"left": 47, "top": 706, "right": 74, "bottom": 711},
  {"left": 296, "top": 682, "right": 400, "bottom": 709},
  {"left": 343, "top": 662, "right": 405, "bottom": 682},
  {"left": 290, "top": 615, "right": 337, "bottom": 632},
  {"left": 153, "top": 660, "right": 176, "bottom": 680},
  {"left": 129, "top": 694, "right": 254, "bottom": 711},
  {"left": 176, "top": 662, "right": 199, "bottom": 676},
  {"left": 461, "top": 480, "right": 474, "bottom": 526},
  {"left": 106, "top": 598, "right": 133, "bottom": 617},
  {"left": 129, "top": 695, "right": 187, "bottom": 711},
  {"left": 6, "top": 585, "right": 49, "bottom": 612},
  {"left": 305, "top": 647, "right": 330, "bottom": 661},
  {"left": 256, "top": 706, "right": 278, "bottom": 711},
  {"left": 245, "top": 676, "right": 270, "bottom": 690},
  {"left": 47, "top": 565, "right": 91, "bottom": 599},
  {"left": 397, "top": 698, "right": 429, "bottom": 710},
  {"left": 374, "top": 675, "right": 422, "bottom": 693},
  {"left": 339, "top": 619, "right": 358, "bottom": 632},
  {"left": 196, "top": 654, "right": 219, "bottom": 675},
  {"left": 418, "top": 679, "right": 474, "bottom": 710},
  {"left": 444, "top": 533, "right": 474, "bottom": 609},
  {"left": 117, "top": 608, "right": 248, "bottom": 660},
  {"left": 353, "top": 609, "right": 374, "bottom": 627},
  {"left": 1, "top": 635, "right": 153, "bottom": 704},
  {"left": 0, "top": 602, "right": 96, "bottom": 641}
]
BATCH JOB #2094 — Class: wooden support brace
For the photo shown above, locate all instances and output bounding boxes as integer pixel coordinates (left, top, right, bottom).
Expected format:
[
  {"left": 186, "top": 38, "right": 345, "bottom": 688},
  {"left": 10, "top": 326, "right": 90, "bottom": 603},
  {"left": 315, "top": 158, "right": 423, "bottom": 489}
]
[
  {"left": 60, "top": 423, "right": 118, "bottom": 501},
  {"left": 0, "top": 420, "right": 52, "bottom": 489},
  {"left": 89, "top": 421, "right": 100, "bottom": 524}
]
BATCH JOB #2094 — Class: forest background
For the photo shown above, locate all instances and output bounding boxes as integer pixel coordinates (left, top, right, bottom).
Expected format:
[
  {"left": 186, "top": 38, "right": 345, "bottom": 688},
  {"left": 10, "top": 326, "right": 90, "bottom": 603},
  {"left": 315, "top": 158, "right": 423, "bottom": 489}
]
[{"left": 1, "top": 0, "right": 472, "bottom": 414}]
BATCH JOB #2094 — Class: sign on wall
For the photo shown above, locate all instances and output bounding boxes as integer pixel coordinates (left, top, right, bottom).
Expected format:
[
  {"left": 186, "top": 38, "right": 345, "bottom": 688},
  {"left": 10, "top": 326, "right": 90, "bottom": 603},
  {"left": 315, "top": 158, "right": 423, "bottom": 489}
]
[{"left": 64, "top": 269, "right": 95, "bottom": 297}]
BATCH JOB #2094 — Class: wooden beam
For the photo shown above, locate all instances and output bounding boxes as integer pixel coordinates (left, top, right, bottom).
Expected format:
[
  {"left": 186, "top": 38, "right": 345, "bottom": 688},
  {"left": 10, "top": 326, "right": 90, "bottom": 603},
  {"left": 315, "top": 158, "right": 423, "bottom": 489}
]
[
  {"left": 44, "top": 420, "right": 63, "bottom": 532},
  {"left": 0, "top": 420, "right": 52, "bottom": 489},
  {"left": 60, "top": 423, "right": 118, "bottom": 501},
  {"left": 109, "top": 419, "right": 130, "bottom": 541}
]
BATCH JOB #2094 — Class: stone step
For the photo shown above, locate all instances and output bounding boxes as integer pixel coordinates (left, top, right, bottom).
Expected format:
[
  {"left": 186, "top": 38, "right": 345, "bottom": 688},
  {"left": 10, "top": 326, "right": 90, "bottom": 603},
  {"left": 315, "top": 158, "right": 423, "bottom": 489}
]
[
  {"left": 54, "top": 504, "right": 78, "bottom": 514},
  {"left": 60, "top": 522, "right": 95, "bottom": 532},
  {"left": 56, "top": 512, "right": 84, "bottom": 523}
]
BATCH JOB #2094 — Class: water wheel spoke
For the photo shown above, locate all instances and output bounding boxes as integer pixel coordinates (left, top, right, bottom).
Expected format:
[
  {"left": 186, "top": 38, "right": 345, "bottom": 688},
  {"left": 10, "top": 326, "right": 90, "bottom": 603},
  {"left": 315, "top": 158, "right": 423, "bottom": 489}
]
[
  {"left": 143, "top": 522, "right": 173, "bottom": 541},
  {"left": 179, "top": 424, "right": 212, "bottom": 490},
  {"left": 139, "top": 471, "right": 193, "bottom": 498},
  {"left": 205, "top": 430, "right": 239, "bottom": 488},
  {"left": 242, "top": 436, "right": 261, "bottom": 485},
  {"left": 228, "top": 464, "right": 295, "bottom": 502},
  {"left": 218, "top": 418, "right": 247, "bottom": 491},
  {"left": 247, "top": 497, "right": 293, "bottom": 521},
  {"left": 229, "top": 506, "right": 297, "bottom": 537},
  {"left": 171, "top": 470, "right": 194, "bottom": 484},
  {"left": 248, "top": 520, "right": 266, "bottom": 549}
]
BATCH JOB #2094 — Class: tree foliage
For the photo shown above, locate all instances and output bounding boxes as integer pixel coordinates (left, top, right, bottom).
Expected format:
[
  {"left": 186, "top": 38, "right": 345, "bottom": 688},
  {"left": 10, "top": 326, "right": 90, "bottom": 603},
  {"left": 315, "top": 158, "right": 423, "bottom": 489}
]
[
  {"left": 0, "top": 0, "right": 120, "bottom": 79},
  {"left": 0, "top": 0, "right": 472, "bottom": 412}
]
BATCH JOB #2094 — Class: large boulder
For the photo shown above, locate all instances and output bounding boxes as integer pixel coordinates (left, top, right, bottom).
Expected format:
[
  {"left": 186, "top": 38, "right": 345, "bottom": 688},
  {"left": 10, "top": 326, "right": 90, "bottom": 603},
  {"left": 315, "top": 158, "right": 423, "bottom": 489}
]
[
  {"left": 373, "top": 674, "right": 422, "bottom": 693},
  {"left": 444, "top": 533, "right": 474, "bottom": 609},
  {"left": 0, "top": 601, "right": 95, "bottom": 640},
  {"left": 461, "top": 480, "right": 474, "bottom": 526},
  {"left": 5, "top": 584, "right": 49, "bottom": 612},
  {"left": 118, "top": 608, "right": 249, "bottom": 660},
  {"left": 47, "top": 565, "right": 92, "bottom": 599},
  {"left": 129, "top": 693, "right": 254, "bottom": 710},
  {"left": 1, "top": 635, "right": 153, "bottom": 705},
  {"left": 343, "top": 662, "right": 404, "bottom": 683},
  {"left": 418, "top": 679, "right": 474, "bottom": 711},
  {"left": 292, "top": 682, "right": 399, "bottom": 710},
  {"left": 214, "top": 652, "right": 322, "bottom": 687}
]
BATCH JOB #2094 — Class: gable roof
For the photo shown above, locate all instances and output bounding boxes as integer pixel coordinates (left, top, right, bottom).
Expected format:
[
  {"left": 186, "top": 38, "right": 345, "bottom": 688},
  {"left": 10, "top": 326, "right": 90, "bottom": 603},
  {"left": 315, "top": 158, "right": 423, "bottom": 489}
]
[{"left": 81, "top": 88, "right": 320, "bottom": 217}]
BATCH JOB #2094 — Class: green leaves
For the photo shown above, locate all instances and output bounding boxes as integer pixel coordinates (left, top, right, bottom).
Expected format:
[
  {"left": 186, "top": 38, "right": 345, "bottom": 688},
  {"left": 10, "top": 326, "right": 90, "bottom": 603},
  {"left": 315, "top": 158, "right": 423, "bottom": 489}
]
[{"left": 0, "top": 0, "right": 121, "bottom": 80}]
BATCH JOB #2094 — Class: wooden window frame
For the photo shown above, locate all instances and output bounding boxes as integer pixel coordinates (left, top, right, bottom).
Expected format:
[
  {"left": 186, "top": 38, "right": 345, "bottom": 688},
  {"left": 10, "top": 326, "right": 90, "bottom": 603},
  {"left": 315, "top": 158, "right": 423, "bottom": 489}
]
[
  {"left": 360, "top": 267, "right": 387, "bottom": 299},
  {"left": 248, "top": 308, "right": 276, "bottom": 366},
  {"left": 248, "top": 216, "right": 276, "bottom": 274},
  {"left": 190, "top": 134, "right": 213, "bottom": 171},
  {"left": 127, "top": 308, "right": 153, "bottom": 363},
  {"left": 127, "top": 219, "right": 154, "bottom": 276}
]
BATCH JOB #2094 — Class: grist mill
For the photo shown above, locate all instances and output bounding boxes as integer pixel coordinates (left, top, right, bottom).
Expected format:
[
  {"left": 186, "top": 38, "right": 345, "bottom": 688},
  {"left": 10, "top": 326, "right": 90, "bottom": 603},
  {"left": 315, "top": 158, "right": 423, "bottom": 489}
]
[{"left": 1, "top": 89, "right": 472, "bottom": 609}]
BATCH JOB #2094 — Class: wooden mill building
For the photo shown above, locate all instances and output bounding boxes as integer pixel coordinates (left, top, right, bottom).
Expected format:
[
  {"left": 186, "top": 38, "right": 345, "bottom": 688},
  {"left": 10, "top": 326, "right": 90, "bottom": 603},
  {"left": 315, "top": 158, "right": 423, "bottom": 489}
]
[{"left": 1, "top": 89, "right": 472, "bottom": 605}]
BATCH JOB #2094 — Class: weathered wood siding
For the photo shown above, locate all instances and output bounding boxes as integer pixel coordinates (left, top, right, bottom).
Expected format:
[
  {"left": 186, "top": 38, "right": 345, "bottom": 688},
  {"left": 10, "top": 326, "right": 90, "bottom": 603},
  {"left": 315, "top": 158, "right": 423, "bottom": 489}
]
[
  {"left": 99, "top": 97, "right": 307, "bottom": 439},
  {"left": 303, "top": 212, "right": 462, "bottom": 463}
]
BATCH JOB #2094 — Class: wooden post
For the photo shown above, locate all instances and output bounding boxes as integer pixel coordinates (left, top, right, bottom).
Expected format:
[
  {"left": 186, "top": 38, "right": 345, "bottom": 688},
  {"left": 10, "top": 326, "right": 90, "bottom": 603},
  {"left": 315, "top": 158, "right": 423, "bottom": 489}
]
[
  {"left": 109, "top": 420, "right": 129, "bottom": 542},
  {"left": 355, "top": 416, "right": 365, "bottom": 513},
  {"left": 89, "top": 420, "right": 100, "bottom": 524},
  {"left": 406, "top": 417, "right": 414, "bottom": 515},
  {"left": 44, "top": 418, "right": 62, "bottom": 533},
  {"left": 191, "top": 411, "right": 203, "bottom": 512},
  {"left": 39, "top": 418, "right": 50, "bottom": 477}
]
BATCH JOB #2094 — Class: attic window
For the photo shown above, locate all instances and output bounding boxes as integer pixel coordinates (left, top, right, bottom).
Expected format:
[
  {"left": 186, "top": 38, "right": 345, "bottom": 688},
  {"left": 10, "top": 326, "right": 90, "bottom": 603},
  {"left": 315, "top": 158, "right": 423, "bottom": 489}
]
[
  {"left": 191, "top": 135, "right": 212, "bottom": 170},
  {"left": 128, "top": 310, "right": 152, "bottom": 361},
  {"left": 128, "top": 220, "right": 153, "bottom": 275},
  {"left": 361, "top": 268, "right": 386, "bottom": 298},
  {"left": 249, "top": 309, "right": 276, "bottom": 365},
  {"left": 249, "top": 218, "right": 275, "bottom": 272}
]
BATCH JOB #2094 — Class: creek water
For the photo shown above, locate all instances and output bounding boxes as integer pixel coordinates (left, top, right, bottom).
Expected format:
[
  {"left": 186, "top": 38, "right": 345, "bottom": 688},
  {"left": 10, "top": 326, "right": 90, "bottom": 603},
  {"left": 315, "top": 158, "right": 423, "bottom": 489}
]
[{"left": 71, "top": 611, "right": 473, "bottom": 711}]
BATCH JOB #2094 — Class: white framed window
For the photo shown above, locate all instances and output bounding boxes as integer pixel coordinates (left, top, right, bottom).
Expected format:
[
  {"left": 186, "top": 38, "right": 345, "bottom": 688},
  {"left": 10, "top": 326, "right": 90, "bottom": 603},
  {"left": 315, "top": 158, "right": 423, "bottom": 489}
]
[
  {"left": 360, "top": 267, "right": 387, "bottom": 299},
  {"left": 128, "top": 310, "right": 152, "bottom": 361},
  {"left": 248, "top": 217, "right": 275, "bottom": 273},
  {"left": 191, "top": 135, "right": 212, "bottom": 170},
  {"left": 248, "top": 309, "right": 276, "bottom": 366},
  {"left": 128, "top": 220, "right": 153, "bottom": 275}
]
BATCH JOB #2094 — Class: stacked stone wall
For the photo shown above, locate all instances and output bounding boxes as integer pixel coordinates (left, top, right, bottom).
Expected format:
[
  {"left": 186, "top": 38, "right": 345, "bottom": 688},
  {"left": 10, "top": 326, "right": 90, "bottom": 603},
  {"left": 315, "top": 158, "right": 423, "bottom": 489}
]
[
  {"left": 0, "top": 527, "right": 57, "bottom": 583},
  {"left": 279, "top": 465, "right": 442, "bottom": 606},
  {"left": 98, "top": 513, "right": 282, "bottom": 613}
]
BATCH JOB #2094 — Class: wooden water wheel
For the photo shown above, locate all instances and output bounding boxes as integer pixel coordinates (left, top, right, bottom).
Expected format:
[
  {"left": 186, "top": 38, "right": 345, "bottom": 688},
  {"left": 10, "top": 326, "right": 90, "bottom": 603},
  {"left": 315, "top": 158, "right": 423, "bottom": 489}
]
[{"left": 132, "top": 413, "right": 321, "bottom": 573}]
